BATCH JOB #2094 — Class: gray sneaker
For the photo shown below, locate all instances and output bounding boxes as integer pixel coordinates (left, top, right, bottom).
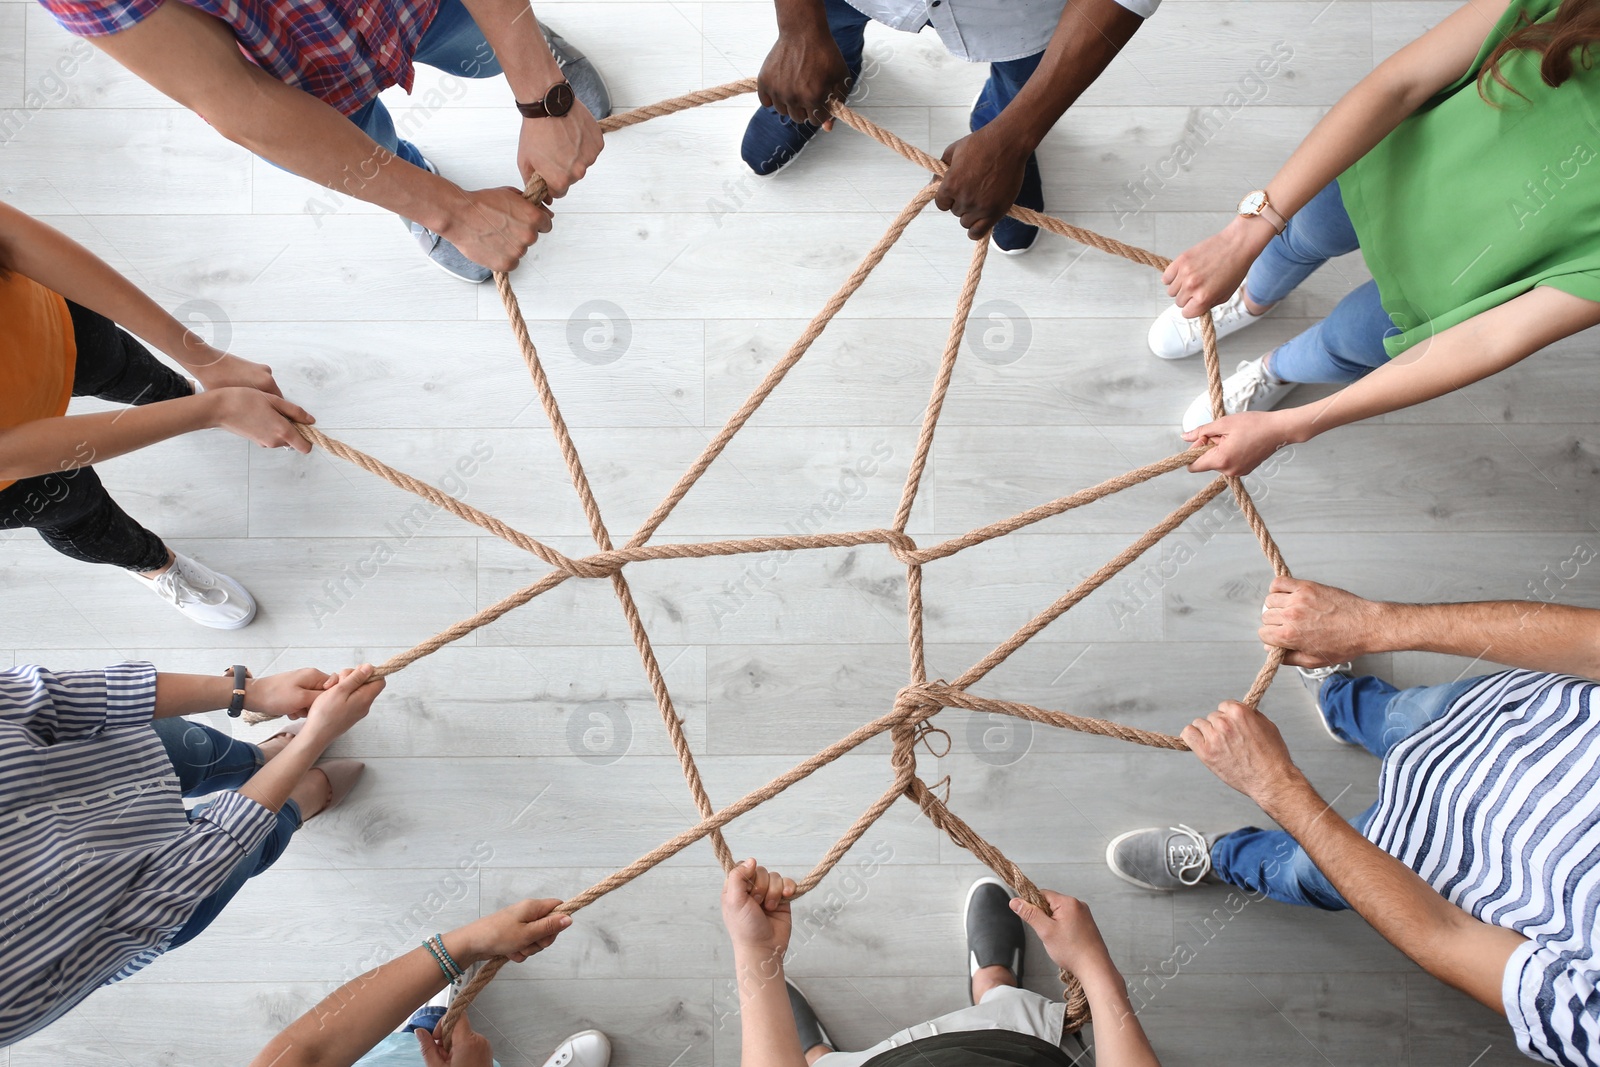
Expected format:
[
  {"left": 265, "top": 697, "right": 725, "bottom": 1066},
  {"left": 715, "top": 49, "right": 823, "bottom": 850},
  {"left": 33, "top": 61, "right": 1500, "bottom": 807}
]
[
  {"left": 1106, "top": 825, "right": 1214, "bottom": 891},
  {"left": 541, "top": 24, "right": 612, "bottom": 119},
  {"left": 1297, "top": 664, "right": 1357, "bottom": 746},
  {"left": 964, "top": 877, "right": 1024, "bottom": 1004},
  {"left": 404, "top": 157, "right": 493, "bottom": 284},
  {"left": 785, "top": 981, "right": 833, "bottom": 1057}
]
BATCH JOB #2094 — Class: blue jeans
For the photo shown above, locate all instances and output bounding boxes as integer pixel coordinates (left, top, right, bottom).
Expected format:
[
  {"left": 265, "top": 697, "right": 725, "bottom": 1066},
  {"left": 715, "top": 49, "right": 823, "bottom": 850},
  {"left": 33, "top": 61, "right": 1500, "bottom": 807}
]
[
  {"left": 347, "top": 0, "right": 503, "bottom": 169},
  {"left": 151, "top": 718, "right": 303, "bottom": 948},
  {"left": 1243, "top": 182, "right": 1399, "bottom": 384},
  {"left": 822, "top": 0, "right": 1044, "bottom": 131},
  {"left": 1209, "top": 674, "right": 1486, "bottom": 910},
  {"left": 403, "top": 1006, "right": 446, "bottom": 1034}
]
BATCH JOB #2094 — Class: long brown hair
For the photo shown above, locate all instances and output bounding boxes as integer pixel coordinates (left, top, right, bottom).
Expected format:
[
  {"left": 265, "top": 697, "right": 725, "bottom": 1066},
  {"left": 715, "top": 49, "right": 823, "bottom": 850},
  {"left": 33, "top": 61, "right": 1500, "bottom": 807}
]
[{"left": 1479, "top": 0, "right": 1600, "bottom": 100}]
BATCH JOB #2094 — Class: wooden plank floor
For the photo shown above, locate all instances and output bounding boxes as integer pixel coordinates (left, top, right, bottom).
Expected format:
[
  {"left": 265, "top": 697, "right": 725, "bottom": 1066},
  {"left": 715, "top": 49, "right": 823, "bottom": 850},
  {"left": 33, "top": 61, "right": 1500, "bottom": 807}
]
[{"left": 2, "top": 3, "right": 1588, "bottom": 1064}]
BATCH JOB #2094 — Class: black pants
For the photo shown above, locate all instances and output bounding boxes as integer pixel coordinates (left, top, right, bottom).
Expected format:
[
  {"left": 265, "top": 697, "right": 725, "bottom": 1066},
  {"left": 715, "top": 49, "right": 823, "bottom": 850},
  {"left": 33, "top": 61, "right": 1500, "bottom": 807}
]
[{"left": 0, "top": 302, "right": 192, "bottom": 571}]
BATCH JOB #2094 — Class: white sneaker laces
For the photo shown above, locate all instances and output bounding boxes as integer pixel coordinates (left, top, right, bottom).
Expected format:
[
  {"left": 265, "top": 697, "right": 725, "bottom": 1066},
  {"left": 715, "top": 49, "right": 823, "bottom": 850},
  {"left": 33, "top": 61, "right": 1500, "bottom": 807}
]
[
  {"left": 1222, "top": 359, "right": 1276, "bottom": 414},
  {"left": 151, "top": 562, "right": 222, "bottom": 608},
  {"left": 1167, "top": 824, "right": 1212, "bottom": 886},
  {"left": 1173, "top": 290, "right": 1249, "bottom": 346}
]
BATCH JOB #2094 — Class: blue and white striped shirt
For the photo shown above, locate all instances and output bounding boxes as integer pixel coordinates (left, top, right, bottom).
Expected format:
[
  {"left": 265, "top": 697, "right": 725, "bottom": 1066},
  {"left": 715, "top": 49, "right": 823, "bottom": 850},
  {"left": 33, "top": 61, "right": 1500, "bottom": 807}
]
[
  {"left": 0, "top": 663, "right": 276, "bottom": 1046},
  {"left": 1364, "top": 671, "right": 1600, "bottom": 1066}
]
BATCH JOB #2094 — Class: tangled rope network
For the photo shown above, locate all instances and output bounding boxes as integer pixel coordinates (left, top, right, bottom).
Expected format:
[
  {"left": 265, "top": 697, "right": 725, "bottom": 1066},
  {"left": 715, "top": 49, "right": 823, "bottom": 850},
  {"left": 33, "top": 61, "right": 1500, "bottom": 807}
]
[{"left": 273, "top": 79, "right": 1291, "bottom": 1040}]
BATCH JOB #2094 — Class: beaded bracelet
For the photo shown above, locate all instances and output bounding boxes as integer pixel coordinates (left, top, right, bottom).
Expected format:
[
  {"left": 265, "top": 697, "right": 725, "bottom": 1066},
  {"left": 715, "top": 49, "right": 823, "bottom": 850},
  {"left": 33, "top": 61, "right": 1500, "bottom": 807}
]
[
  {"left": 422, "top": 936, "right": 459, "bottom": 982},
  {"left": 430, "top": 934, "right": 465, "bottom": 981}
]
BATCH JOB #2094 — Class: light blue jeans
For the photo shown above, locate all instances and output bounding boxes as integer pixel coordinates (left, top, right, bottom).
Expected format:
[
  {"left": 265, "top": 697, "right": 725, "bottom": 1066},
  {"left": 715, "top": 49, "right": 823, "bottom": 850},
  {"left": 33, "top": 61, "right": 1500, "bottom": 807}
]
[
  {"left": 1209, "top": 673, "right": 1486, "bottom": 910},
  {"left": 1244, "top": 182, "right": 1400, "bottom": 384},
  {"left": 346, "top": 0, "right": 503, "bottom": 169}
]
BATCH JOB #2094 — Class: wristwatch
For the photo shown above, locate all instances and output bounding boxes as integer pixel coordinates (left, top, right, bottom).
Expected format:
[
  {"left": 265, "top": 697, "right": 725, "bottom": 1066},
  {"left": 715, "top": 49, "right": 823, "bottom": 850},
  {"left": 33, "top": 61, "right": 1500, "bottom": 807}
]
[
  {"left": 224, "top": 664, "right": 251, "bottom": 718},
  {"left": 516, "top": 81, "right": 576, "bottom": 119},
  {"left": 1237, "top": 189, "right": 1287, "bottom": 235}
]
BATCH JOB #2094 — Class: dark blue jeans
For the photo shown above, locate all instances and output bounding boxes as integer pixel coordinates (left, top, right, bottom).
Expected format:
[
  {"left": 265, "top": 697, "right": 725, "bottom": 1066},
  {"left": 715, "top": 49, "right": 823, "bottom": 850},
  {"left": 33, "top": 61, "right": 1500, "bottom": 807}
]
[
  {"left": 347, "top": 0, "right": 502, "bottom": 169},
  {"left": 1243, "top": 181, "right": 1400, "bottom": 384},
  {"left": 820, "top": 0, "right": 1044, "bottom": 131},
  {"left": 1209, "top": 674, "right": 1485, "bottom": 910},
  {"left": 151, "top": 717, "right": 303, "bottom": 948}
]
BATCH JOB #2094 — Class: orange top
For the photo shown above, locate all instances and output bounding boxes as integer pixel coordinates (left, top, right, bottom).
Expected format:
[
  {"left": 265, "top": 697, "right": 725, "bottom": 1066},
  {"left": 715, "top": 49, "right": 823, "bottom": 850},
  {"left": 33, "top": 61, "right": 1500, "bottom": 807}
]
[{"left": 0, "top": 272, "right": 77, "bottom": 491}]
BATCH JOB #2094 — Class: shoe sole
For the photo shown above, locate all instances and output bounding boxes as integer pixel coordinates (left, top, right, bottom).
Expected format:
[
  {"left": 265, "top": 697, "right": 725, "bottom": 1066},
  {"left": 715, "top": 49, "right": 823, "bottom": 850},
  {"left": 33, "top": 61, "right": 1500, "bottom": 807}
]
[
  {"left": 1104, "top": 830, "right": 1178, "bottom": 893},
  {"left": 747, "top": 116, "right": 823, "bottom": 178},
  {"left": 411, "top": 157, "right": 494, "bottom": 284},
  {"left": 419, "top": 247, "right": 493, "bottom": 285},
  {"left": 189, "top": 584, "right": 258, "bottom": 630},
  {"left": 201, "top": 603, "right": 257, "bottom": 630},
  {"left": 1301, "top": 672, "right": 1360, "bottom": 747},
  {"left": 991, "top": 234, "right": 1035, "bottom": 256},
  {"left": 1318, "top": 708, "right": 1357, "bottom": 746}
]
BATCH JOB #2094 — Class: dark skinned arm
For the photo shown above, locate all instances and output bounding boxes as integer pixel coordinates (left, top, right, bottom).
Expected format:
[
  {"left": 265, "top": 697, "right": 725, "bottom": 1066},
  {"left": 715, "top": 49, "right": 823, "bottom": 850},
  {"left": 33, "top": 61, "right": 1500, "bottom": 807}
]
[
  {"left": 937, "top": 0, "right": 1145, "bottom": 238},
  {"left": 757, "top": 0, "right": 854, "bottom": 129}
]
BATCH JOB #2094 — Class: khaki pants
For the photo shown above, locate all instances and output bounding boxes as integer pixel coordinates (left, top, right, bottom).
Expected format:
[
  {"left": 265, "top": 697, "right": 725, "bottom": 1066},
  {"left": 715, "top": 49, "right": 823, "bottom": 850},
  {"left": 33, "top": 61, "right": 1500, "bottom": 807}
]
[{"left": 812, "top": 986, "right": 1067, "bottom": 1066}]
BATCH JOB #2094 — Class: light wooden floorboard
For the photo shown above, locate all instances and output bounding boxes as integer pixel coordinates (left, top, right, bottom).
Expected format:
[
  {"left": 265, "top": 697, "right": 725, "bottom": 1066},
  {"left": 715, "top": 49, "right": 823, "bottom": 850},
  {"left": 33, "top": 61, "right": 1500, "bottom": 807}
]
[{"left": 1, "top": 1, "right": 1564, "bottom": 1064}]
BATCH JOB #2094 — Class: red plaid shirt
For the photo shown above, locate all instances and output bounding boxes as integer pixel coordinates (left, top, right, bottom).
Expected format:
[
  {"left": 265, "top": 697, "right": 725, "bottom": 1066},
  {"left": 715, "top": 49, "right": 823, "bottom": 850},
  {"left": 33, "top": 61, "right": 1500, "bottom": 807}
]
[{"left": 39, "top": 0, "right": 442, "bottom": 116}]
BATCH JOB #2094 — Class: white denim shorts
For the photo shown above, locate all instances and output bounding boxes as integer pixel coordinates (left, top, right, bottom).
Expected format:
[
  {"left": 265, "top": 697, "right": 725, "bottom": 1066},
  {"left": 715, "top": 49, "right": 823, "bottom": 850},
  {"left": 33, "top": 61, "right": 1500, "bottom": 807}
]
[{"left": 813, "top": 986, "right": 1067, "bottom": 1067}]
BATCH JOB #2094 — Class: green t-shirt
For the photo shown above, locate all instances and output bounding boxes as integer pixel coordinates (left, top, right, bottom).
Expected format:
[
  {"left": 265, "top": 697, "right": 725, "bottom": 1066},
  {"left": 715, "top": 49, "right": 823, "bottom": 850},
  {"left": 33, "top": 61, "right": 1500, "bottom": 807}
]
[{"left": 1337, "top": 0, "right": 1600, "bottom": 356}]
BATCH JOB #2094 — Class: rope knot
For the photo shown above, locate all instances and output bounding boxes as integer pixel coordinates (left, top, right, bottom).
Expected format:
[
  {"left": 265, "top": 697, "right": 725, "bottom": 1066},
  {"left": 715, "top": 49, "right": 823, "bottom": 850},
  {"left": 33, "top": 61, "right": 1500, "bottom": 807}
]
[
  {"left": 561, "top": 550, "right": 628, "bottom": 581},
  {"left": 881, "top": 529, "right": 921, "bottom": 565}
]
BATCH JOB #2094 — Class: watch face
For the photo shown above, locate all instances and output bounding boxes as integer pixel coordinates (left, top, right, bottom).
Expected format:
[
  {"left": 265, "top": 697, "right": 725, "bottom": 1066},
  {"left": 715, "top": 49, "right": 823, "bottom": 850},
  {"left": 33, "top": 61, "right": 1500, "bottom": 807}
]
[
  {"left": 1239, "top": 190, "right": 1266, "bottom": 215},
  {"left": 546, "top": 82, "right": 576, "bottom": 117}
]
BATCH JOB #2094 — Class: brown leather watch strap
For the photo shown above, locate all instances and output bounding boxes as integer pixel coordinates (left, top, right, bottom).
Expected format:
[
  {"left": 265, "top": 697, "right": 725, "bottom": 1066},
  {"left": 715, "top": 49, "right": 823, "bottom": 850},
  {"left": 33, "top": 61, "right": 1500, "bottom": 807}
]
[{"left": 516, "top": 81, "right": 575, "bottom": 119}]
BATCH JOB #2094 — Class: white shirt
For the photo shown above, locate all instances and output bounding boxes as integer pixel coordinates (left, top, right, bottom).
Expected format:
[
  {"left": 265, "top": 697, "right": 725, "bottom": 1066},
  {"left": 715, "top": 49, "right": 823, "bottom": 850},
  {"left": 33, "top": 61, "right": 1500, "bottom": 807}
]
[
  {"left": 1362, "top": 671, "right": 1600, "bottom": 1066},
  {"left": 842, "top": 0, "right": 1160, "bottom": 65}
]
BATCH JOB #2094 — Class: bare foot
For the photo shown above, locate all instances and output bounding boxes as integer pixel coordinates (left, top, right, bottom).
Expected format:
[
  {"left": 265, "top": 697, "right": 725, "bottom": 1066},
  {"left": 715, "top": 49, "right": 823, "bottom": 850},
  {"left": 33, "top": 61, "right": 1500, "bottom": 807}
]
[{"left": 804, "top": 1044, "right": 833, "bottom": 1065}]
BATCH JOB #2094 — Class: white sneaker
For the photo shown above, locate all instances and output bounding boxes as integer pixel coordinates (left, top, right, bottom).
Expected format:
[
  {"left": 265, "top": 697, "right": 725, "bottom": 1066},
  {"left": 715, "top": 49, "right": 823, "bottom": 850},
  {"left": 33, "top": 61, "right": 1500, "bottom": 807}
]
[
  {"left": 1180, "top": 357, "right": 1298, "bottom": 434},
  {"left": 541, "top": 1029, "right": 611, "bottom": 1067},
  {"left": 1147, "top": 286, "right": 1272, "bottom": 360},
  {"left": 1296, "top": 664, "right": 1358, "bottom": 746},
  {"left": 130, "top": 551, "right": 257, "bottom": 629}
]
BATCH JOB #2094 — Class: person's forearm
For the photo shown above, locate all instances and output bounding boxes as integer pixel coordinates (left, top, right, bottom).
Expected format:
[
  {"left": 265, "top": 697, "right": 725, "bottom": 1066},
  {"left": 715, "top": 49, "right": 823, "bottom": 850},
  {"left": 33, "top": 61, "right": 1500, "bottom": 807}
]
[
  {"left": 980, "top": 0, "right": 1143, "bottom": 153},
  {"left": 0, "top": 398, "right": 221, "bottom": 483},
  {"left": 1273, "top": 287, "right": 1600, "bottom": 450},
  {"left": 0, "top": 203, "right": 210, "bottom": 368},
  {"left": 153, "top": 672, "right": 237, "bottom": 718},
  {"left": 1277, "top": 328, "right": 1527, "bottom": 447},
  {"left": 773, "top": 0, "right": 832, "bottom": 38},
  {"left": 1370, "top": 601, "right": 1600, "bottom": 679},
  {"left": 209, "top": 71, "right": 461, "bottom": 231},
  {"left": 1258, "top": 770, "right": 1523, "bottom": 1010},
  {"left": 249, "top": 936, "right": 483, "bottom": 1067},
  {"left": 1259, "top": 1, "right": 1500, "bottom": 220},
  {"left": 455, "top": 0, "right": 562, "bottom": 102},
  {"left": 1259, "top": 68, "right": 1433, "bottom": 221},
  {"left": 1076, "top": 958, "right": 1159, "bottom": 1067},
  {"left": 733, "top": 945, "right": 808, "bottom": 1067},
  {"left": 237, "top": 727, "right": 334, "bottom": 812},
  {"left": 91, "top": 4, "right": 465, "bottom": 234}
]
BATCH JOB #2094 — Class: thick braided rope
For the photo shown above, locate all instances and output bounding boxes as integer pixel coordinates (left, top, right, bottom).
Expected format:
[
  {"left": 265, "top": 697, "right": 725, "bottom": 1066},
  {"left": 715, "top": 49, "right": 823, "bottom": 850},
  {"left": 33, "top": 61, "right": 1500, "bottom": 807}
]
[
  {"left": 282, "top": 81, "right": 1297, "bottom": 1041},
  {"left": 493, "top": 239, "right": 736, "bottom": 872}
]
